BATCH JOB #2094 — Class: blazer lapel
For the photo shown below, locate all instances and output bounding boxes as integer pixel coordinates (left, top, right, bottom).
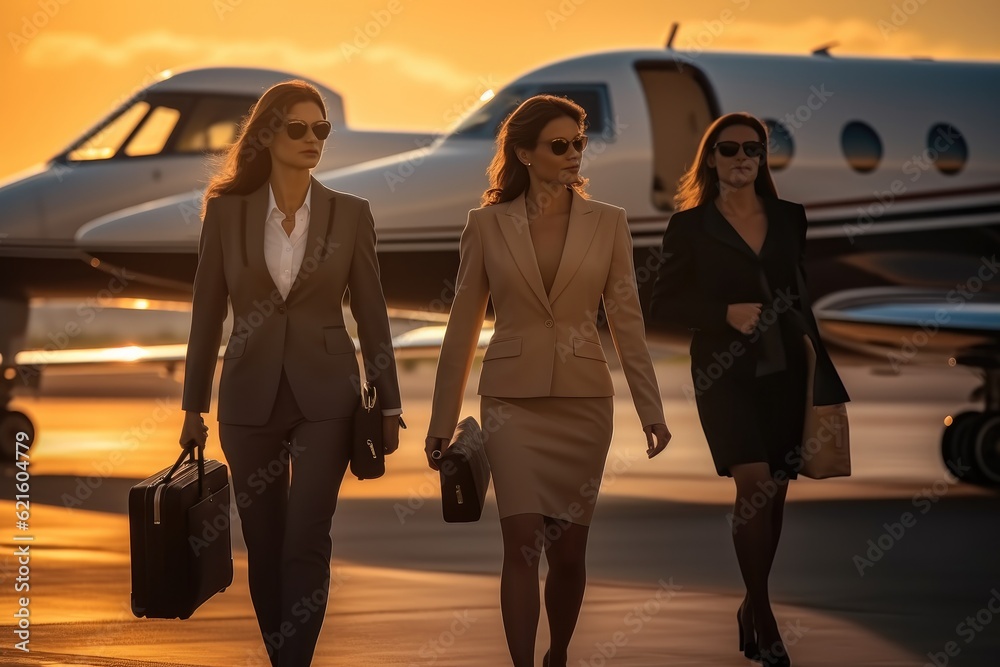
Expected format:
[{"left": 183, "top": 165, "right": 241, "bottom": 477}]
[
  {"left": 241, "top": 182, "right": 285, "bottom": 300},
  {"left": 548, "top": 189, "right": 598, "bottom": 305},
  {"left": 500, "top": 195, "right": 553, "bottom": 317},
  {"left": 758, "top": 196, "right": 782, "bottom": 259},
  {"left": 702, "top": 200, "right": 760, "bottom": 261},
  {"left": 288, "top": 177, "right": 336, "bottom": 298}
]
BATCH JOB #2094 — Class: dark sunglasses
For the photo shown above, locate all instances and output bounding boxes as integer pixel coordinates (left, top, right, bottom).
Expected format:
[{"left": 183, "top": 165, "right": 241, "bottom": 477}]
[
  {"left": 712, "top": 140, "right": 766, "bottom": 159},
  {"left": 548, "top": 136, "right": 588, "bottom": 156},
  {"left": 285, "top": 120, "right": 331, "bottom": 141}
]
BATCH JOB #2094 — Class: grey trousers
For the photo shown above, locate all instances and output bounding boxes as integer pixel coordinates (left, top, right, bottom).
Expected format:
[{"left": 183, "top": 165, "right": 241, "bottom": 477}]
[{"left": 219, "top": 367, "right": 353, "bottom": 667}]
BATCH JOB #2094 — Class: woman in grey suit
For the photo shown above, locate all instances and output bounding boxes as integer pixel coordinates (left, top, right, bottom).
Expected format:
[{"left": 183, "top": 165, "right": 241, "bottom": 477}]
[
  {"left": 425, "top": 95, "right": 672, "bottom": 667},
  {"left": 178, "top": 80, "right": 402, "bottom": 667}
]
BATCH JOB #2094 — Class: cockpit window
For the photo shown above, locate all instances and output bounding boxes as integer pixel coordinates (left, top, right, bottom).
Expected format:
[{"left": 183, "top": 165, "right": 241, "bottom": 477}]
[
  {"left": 62, "top": 93, "right": 255, "bottom": 161},
  {"left": 68, "top": 101, "right": 150, "bottom": 161},
  {"left": 125, "top": 106, "right": 182, "bottom": 156},
  {"left": 174, "top": 96, "right": 253, "bottom": 153},
  {"left": 452, "top": 84, "right": 611, "bottom": 139}
]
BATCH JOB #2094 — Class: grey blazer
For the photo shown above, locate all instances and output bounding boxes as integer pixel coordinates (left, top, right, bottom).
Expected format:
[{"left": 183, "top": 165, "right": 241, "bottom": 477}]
[{"left": 182, "top": 177, "right": 401, "bottom": 426}]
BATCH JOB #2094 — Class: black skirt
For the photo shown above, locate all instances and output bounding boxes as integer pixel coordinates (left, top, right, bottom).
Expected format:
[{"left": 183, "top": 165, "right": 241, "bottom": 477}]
[{"left": 693, "top": 317, "right": 809, "bottom": 479}]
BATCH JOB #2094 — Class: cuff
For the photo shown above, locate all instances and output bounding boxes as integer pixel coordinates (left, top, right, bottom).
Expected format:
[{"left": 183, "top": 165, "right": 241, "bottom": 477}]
[{"left": 381, "top": 408, "right": 403, "bottom": 416}]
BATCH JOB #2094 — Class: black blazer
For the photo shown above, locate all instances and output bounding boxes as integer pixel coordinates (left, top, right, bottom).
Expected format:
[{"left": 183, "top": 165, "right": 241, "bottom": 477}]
[{"left": 649, "top": 197, "right": 849, "bottom": 406}]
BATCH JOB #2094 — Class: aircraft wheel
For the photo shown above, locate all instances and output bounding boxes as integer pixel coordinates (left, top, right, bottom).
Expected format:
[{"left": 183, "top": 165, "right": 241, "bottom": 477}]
[
  {"left": 0, "top": 410, "right": 35, "bottom": 461},
  {"left": 942, "top": 411, "right": 980, "bottom": 480},
  {"left": 972, "top": 411, "right": 1000, "bottom": 487}
]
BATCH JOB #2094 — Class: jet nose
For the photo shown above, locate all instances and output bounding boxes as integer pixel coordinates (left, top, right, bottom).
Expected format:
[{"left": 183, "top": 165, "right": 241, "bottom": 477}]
[
  {"left": 0, "top": 165, "right": 49, "bottom": 239},
  {"left": 75, "top": 191, "right": 204, "bottom": 253}
]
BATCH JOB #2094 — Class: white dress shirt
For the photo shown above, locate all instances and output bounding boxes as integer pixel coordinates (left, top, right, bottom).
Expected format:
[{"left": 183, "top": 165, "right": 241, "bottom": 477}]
[
  {"left": 264, "top": 183, "right": 311, "bottom": 301},
  {"left": 263, "top": 184, "right": 401, "bottom": 418}
]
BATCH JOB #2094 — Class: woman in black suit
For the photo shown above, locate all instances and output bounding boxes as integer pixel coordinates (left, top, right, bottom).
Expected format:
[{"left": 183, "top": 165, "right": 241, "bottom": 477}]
[{"left": 649, "top": 112, "right": 849, "bottom": 667}]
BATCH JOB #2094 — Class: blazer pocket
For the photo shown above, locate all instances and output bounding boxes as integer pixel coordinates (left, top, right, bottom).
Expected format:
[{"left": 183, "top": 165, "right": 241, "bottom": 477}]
[
  {"left": 483, "top": 336, "right": 522, "bottom": 361},
  {"left": 324, "top": 326, "right": 356, "bottom": 355},
  {"left": 573, "top": 338, "right": 607, "bottom": 363},
  {"left": 224, "top": 335, "right": 247, "bottom": 359}
]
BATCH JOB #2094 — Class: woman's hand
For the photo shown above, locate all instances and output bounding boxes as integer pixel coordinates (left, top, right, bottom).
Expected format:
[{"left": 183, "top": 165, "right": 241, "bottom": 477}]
[
  {"left": 726, "top": 302, "right": 763, "bottom": 335},
  {"left": 644, "top": 423, "right": 671, "bottom": 459},
  {"left": 180, "top": 411, "right": 208, "bottom": 449},
  {"left": 383, "top": 415, "right": 400, "bottom": 455},
  {"left": 424, "top": 436, "right": 450, "bottom": 471}
]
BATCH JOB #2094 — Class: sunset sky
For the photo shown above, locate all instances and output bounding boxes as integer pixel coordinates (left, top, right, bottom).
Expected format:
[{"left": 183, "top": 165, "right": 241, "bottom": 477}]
[{"left": 2, "top": 0, "right": 998, "bottom": 179}]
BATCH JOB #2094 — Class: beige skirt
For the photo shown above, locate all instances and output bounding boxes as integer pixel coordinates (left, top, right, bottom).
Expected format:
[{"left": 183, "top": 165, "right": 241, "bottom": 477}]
[{"left": 480, "top": 395, "right": 614, "bottom": 526}]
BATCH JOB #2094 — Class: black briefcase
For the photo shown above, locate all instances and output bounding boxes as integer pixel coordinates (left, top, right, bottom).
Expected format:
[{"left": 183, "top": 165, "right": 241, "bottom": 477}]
[
  {"left": 128, "top": 444, "right": 233, "bottom": 619},
  {"left": 440, "top": 417, "right": 491, "bottom": 523}
]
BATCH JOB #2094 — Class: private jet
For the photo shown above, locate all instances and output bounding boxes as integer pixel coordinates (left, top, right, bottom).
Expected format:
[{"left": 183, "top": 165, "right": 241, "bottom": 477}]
[
  {"left": 0, "top": 65, "right": 436, "bottom": 448},
  {"left": 22, "top": 45, "right": 1000, "bottom": 485}
]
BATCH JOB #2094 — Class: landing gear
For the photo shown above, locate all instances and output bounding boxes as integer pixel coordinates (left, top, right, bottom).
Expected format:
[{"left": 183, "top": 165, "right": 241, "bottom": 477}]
[
  {"left": 0, "top": 409, "right": 34, "bottom": 460},
  {"left": 942, "top": 355, "right": 1000, "bottom": 488},
  {"left": 0, "top": 295, "right": 33, "bottom": 461}
]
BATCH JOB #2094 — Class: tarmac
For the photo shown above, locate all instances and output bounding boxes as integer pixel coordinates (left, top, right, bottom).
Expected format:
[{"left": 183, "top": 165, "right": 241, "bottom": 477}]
[{"left": 1, "top": 358, "right": 999, "bottom": 666}]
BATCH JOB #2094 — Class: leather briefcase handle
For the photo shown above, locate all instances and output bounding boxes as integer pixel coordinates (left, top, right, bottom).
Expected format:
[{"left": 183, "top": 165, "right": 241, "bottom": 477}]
[{"left": 163, "top": 441, "right": 206, "bottom": 499}]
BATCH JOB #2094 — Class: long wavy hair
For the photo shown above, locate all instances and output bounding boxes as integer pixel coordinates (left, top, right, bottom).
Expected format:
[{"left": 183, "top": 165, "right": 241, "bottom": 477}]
[
  {"left": 482, "top": 94, "right": 590, "bottom": 206},
  {"left": 202, "top": 80, "right": 327, "bottom": 216},
  {"left": 674, "top": 112, "right": 777, "bottom": 211}
]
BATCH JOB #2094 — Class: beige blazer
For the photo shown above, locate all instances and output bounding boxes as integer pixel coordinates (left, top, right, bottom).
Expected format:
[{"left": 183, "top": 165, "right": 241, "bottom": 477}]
[
  {"left": 428, "top": 190, "right": 664, "bottom": 439},
  {"left": 182, "top": 177, "right": 401, "bottom": 426}
]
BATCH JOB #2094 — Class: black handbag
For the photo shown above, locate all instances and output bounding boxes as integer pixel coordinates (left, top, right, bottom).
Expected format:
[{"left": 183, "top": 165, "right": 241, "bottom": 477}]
[
  {"left": 350, "top": 382, "right": 385, "bottom": 480},
  {"left": 439, "top": 416, "right": 491, "bottom": 523}
]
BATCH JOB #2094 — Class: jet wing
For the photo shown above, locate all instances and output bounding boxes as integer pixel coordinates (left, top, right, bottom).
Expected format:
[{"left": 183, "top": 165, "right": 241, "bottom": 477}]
[{"left": 813, "top": 288, "right": 1000, "bottom": 366}]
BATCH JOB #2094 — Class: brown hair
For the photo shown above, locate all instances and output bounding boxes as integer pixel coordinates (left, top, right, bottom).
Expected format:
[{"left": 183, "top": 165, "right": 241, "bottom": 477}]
[
  {"left": 674, "top": 112, "right": 777, "bottom": 211},
  {"left": 481, "top": 94, "right": 590, "bottom": 207},
  {"left": 202, "top": 80, "right": 327, "bottom": 216}
]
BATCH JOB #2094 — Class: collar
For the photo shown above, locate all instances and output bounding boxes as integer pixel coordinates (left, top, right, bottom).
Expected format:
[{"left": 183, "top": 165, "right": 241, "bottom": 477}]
[{"left": 267, "top": 181, "right": 313, "bottom": 219}]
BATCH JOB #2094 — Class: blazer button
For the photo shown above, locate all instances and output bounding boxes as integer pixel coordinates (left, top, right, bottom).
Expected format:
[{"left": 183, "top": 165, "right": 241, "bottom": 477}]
[
  {"left": 544, "top": 319, "right": 554, "bottom": 328},
  {"left": 278, "top": 306, "right": 286, "bottom": 314}
]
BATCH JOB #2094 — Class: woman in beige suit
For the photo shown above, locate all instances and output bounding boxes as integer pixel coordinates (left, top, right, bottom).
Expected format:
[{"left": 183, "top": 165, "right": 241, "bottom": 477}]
[{"left": 425, "top": 95, "right": 671, "bottom": 667}]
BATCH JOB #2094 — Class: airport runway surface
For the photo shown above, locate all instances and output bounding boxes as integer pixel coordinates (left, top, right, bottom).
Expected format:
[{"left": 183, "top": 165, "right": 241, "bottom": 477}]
[{"left": 1, "top": 357, "right": 998, "bottom": 666}]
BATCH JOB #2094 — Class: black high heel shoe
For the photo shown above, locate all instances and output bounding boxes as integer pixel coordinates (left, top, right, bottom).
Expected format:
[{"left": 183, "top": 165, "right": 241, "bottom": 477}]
[
  {"left": 737, "top": 608, "right": 761, "bottom": 660},
  {"left": 758, "top": 646, "right": 791, "bottom": 667},
  {"left": 757, "top": 633, "right": 791, "bottom": 667}
]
